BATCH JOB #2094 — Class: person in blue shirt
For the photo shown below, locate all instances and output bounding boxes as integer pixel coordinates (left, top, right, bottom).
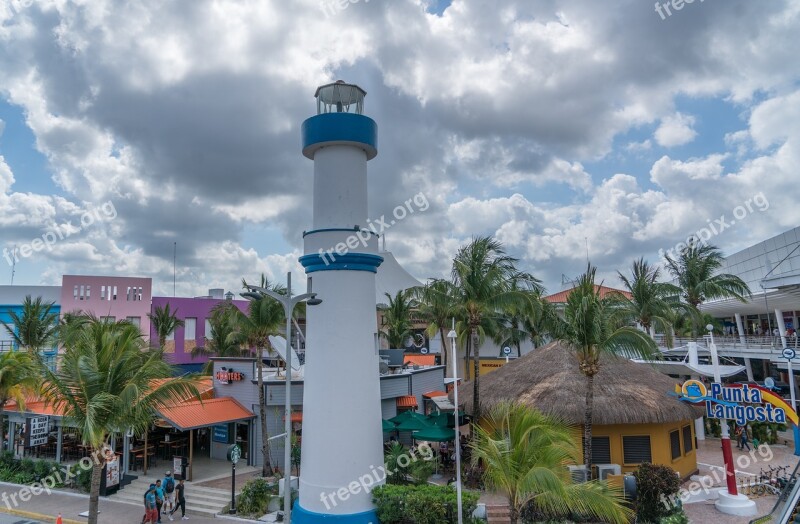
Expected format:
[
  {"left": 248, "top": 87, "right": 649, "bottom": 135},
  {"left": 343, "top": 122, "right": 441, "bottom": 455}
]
[
  {"left": 143, "top": 484, "right": 158, "bottom": 524},
  {"left": 154, "top": 479, "right": 165, "bottom": 523},
  {"left": 162, "top": 471, "right": 176, "bottom": 519}
]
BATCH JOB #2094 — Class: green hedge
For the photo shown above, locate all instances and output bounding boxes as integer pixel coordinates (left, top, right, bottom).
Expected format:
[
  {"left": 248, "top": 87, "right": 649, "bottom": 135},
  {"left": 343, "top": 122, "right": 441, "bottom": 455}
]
[
  {"left": 372, "top": 484, "right": 479, "bottom": 524},
  {"left": 0, "top": 451, "right": 68, "bottom": 488},
  {"left": 236, "top": 477, "right": 279, "bottom": 516}
]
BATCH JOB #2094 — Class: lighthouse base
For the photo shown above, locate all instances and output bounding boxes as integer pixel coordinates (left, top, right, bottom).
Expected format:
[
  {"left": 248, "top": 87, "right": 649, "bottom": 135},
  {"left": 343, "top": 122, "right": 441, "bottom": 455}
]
[
  {"left": 293, "top": 503, "right": 379, "bottom": 523},
  {"left": 714, "top": 490, "right": 757, "bottom": 517}
]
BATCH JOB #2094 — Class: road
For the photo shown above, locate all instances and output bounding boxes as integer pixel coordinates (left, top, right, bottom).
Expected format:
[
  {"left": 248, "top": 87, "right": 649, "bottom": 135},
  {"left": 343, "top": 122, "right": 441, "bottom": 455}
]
[{"left": 0, "top": 514, "right": 45, "bottom": 524}]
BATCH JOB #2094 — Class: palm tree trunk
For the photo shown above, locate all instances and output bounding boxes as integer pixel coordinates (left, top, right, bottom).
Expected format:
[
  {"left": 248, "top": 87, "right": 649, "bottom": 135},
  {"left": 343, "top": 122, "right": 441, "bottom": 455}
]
[
  {"left": 584, "top": 373, "right": 594, "bottom": 477},
  {"left": 87, "top": 459, "right": 103, "bottom": 524},
  {"left": 472, "top": 328, "right": 481, "bottom": 423},
  {"left": 257, "top": 348, "right": 273, "bottom": 476},
  {"left": 439, "top": 328, "right": 448, "bottom": 376},
  {"left": 464, "top": 335, "right": 471, "bottom": 379},
  {"left": 509, "top": 505, "right": 519, "bottom": 524}
]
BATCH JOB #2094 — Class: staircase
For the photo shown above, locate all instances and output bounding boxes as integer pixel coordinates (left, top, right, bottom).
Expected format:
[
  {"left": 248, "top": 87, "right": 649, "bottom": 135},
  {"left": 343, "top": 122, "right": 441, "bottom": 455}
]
[
  {"left": 107, "top": 477, "right": 233, "bottom": 518},
  {"left": 485, "top": 503, "right": 512, "bottom": 524}
]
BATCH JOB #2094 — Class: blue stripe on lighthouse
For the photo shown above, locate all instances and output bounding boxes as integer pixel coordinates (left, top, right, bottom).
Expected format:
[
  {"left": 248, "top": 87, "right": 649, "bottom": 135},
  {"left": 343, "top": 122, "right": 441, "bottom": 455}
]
[
  {"left": 301, "top": 113, "right": 378, "bottom": 160},
  {"left": 299, "top": 253, "right": 383, "bottom": 274},
  {"left": 292, "top": 503, "right": 379, "bottom": 523}
]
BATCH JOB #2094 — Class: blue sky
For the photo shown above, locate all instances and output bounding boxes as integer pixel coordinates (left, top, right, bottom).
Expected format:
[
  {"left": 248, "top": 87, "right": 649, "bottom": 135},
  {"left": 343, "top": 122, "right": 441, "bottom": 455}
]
[{"left": 1, "top": 0, "right": 798, "bottom": 296}]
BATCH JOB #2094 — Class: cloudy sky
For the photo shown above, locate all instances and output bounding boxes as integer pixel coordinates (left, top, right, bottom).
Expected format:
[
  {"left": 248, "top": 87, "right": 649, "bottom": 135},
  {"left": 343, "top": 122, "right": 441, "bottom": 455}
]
[{"left": 1, "top": 0, "right": 798, "bottom": 297}]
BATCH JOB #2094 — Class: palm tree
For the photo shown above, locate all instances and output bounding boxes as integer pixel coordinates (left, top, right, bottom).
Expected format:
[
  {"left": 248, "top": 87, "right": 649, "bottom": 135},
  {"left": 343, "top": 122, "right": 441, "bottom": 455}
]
[
  {"left": 191, "top": 302, "right": 247, "bottom": 374},
  {"left": 238, "top": 277, "right": 286, "bottom": 477},
  {"left": 379, "top": 290, "right": 415, "bottom": 349},
  {"left": 40, "top": 317, "right": 200, "bottom": 524},
  {"left": 1, "top": 295, "right": 59, "bottom": 353},
  {"left": 413, "top": 280, "right": 455, "bottom": 374},
  {"left": 664, "top": 240, "right": 751, "bottom": 335},
  {"left": 450, "top": 236, "right": 540, "bottom": 421},
  {"left": 0, "top": 351, "right": 39, "bottom": 448},
  {"left": 148, "top": 303, "right": 185, "bottom": 348},
  {"left": 550, "top": 265, "right": 657, "bottom": 474},
  {"left": 494, "top": 285, "right": 551, "bottom": 357},
  {"left": 471, "top": 402, "right": 631, "bottom": 524},
  {"left": 613, "top": 257, "right": 680, "bottom": 345}
]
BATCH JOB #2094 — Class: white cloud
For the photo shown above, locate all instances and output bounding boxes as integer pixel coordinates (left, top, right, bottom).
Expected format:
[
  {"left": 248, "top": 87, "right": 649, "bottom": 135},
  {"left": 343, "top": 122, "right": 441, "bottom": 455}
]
[{"left": 654, "top": 113, "right": 697, "bottom": 147}]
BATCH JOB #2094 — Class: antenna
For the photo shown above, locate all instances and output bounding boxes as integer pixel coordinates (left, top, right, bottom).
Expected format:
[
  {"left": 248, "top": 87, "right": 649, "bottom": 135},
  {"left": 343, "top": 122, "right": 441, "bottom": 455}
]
[{"left": 173, "top": 241, "right": 177, "bottom": 297}]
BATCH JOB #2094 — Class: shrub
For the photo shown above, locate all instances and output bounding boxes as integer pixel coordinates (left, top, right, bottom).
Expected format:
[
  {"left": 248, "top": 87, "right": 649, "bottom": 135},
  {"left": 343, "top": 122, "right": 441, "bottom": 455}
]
[
  {"left": 633, "top": 463, "right": 682, "bottom": 523},
  {"left": 67, "top": 463, "right": 92, "bottom": 492},
  {"left": 372, "top": 484, "right": 479, "bottom": 524},
  {"left": 236, "top": 477, "right": 278, "bottom": 516},
  {"left": 408, "top": 458, "right": 435, "bottom": 485},
  {"left": 660, "top": 510, "right": 689, "bottom": 524}
]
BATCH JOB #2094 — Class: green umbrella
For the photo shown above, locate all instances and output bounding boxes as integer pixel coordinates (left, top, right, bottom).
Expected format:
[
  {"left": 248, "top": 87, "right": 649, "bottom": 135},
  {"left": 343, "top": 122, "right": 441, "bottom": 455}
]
[
  {"left": 388, "top": 410, "right": 428, "bottom": 425},
  {"left": 428, "top": 411, "right": 467, "bottom": 428},
  {"left": 382, "top": 419, "right": 396, "bottom": 432},
  {"left": 395, "top": 416, "right": 433, "bottom": 432},
  {"left": 413, "top": 424, "right": 456, "bottom": 442}
]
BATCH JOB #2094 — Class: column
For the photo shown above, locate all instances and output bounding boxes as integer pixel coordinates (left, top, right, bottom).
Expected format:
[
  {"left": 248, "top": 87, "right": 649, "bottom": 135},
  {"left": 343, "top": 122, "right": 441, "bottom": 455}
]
[
  {"left": 735, "top": 313, "right": 747, "bottom": 345},
  {"left": 56, "top": 424, "right": 63, "bottom": 463},
  {"left": 776, "top": 309, "right": 788, "bottom": 348},
  {"left": 8, "top": 421, "right": 15, "bottom": 454},
  {"left": 744, "top": 358, "right": 755, "bottom": 382},
  {"left": 694, "top": 417, "right": 705, "bottom": 441}
]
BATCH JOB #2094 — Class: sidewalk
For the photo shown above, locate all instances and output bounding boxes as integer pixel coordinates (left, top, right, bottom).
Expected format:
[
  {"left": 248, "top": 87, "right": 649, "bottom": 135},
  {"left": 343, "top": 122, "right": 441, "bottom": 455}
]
[{"left": 0, "top": 482, "right": 243, "bottom": 524}]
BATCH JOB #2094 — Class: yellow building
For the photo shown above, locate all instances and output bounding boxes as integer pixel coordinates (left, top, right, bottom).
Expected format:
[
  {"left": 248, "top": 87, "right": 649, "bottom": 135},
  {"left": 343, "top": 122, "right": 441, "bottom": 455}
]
[{"left": 457, "top": 341, "right": 702, "bottom": 480}]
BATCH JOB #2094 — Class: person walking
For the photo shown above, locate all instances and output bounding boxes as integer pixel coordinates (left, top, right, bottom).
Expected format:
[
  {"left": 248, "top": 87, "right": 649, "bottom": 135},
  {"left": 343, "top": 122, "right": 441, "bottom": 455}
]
[
  {"left": 154, "top": 479, "right": 165, "bottom": 523},
  {"left": 741, "top": 425, "right": 752, "bottom": 451},
  {"left": 169, "top": 478, "right": 188, "bottom": 520},
  {"left": 162, "top": 471, "right": 176, "bottom": 519},
  {"left": 142, "top": 484, "right": 158, "bottom": 524}
]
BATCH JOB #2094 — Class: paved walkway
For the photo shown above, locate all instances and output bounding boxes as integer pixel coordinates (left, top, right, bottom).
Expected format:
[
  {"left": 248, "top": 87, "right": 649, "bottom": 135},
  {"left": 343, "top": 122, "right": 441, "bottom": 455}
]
[{"left": 0, "top": 482, "right": 226, "bottom": 524}]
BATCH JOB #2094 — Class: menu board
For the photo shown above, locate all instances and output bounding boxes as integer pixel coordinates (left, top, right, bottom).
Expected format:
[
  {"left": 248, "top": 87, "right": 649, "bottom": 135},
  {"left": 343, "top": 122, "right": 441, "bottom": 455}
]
[{"left": 106, "top": 458, "right": 120, "bottom": 488}]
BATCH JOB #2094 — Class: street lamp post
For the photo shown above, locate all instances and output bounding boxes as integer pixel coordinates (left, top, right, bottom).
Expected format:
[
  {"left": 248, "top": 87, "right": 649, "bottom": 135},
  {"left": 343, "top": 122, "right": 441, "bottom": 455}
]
[
  {"left": 447, "top": 320, "right": 463, "bottom": 524},
  {"left": 707, "top": 324, "right": 738, "bottom": 496},
  {"left": 244, "top": 272, "right": 321, "bottom": 523}
]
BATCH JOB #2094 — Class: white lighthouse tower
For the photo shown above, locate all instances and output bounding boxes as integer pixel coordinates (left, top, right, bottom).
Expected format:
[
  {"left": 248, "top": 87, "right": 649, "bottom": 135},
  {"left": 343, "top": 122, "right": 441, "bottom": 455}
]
[{"left": 295, "top": 81, "right": 383, "bottom": 523}]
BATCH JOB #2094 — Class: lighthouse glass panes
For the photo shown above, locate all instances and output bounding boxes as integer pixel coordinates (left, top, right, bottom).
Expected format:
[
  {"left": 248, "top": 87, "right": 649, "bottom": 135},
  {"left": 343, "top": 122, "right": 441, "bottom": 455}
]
[{"left": 315, "top": 81, "right": 366, "bottom": 115}]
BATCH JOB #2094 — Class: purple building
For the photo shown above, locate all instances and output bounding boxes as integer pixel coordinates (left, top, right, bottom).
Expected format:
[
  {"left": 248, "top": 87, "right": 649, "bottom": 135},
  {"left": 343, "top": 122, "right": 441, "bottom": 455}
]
[{"left": 151, "top": 289, "right": 250, "bottom": 370}]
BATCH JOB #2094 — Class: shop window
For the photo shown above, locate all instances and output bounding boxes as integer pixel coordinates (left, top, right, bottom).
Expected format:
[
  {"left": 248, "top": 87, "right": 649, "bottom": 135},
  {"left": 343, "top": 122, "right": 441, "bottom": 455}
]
[
  {"left": 591, "top": 436, "right": 611, "bottom": 464},
  {"left": 622, "top": 435, "right": 652, "bottom": 464},
  {"left": 185, "top": 318, "right": 196, "bottom": 341},
  {"left": 682, "top": 425, "right": 693, "bottom": 454},
  {"left": 669, "top": 430, "right": 681, "bottom": 460}
]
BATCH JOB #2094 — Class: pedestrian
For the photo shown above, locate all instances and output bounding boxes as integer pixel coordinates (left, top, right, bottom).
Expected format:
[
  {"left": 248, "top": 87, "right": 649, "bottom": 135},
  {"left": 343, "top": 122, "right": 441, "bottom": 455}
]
[
  {"left": 170, "top": 478, "right": 188, "bottom": 520},
  {"left": 142, "top": 484, "right": 158, "bottom": 524},
  {"left": 741, "top": 425, "right": 752, "bottom": 451},
  {"left": 155, "top": 479, "right": 165, "bottom": 523},
  {"left": 162, "top": 471, "right": 176, "bottom": 519},
  {"left": 735, "top": 425, "right": 744, "bottom": 449}
]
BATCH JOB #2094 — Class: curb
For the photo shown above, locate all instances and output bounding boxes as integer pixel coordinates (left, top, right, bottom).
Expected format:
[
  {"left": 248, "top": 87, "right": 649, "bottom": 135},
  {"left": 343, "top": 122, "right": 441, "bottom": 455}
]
[
  {"left": 0, "top": 506, "right": 83, "bottom": 524},
  {"left": 214, "top": 514, "right": 262, "bottom": 522}
]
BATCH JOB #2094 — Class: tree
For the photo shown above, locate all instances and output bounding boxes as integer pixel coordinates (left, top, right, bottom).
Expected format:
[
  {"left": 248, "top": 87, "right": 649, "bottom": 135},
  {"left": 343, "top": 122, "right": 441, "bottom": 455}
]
[
  {"left": 550, "top": 265, "right": 657, "bottom": 474},
  {"left": 1, "top": 295, "right": 59, "bottom": 353},
  {"left": 613, "top": 257, "right": 680, "bottom": 344},
  {"left": 0, "top": 351, "right": 39, "bottom": 449},
  {"left": 238, "top": 277, "right": 286, "bottom": 477},
  {"left": 471, "top": 402, "right": 631, "bottom": 524},
  {"left": 494, "top": 284, "right": 551, "bottom": 357},
  {"left": 191, "top": 302, "right": 247, "bottom": 374},
  {"left": 379, "top": 290, "right": 415, "bottom": 349},
  {"left": 413, "top": 280, "right": 456, "bottom": 375},
  {"left": 40, "top": 317, "right": 200, "bottom": 524},
  {"left": 148, "top": 303, "right": 185, "bottom": 349},
  {"left": 450, "top": 236, "right": 541, "bottom": 422},
  {"left": 664, "top": 241, "right": 751, "bottom": 335}
]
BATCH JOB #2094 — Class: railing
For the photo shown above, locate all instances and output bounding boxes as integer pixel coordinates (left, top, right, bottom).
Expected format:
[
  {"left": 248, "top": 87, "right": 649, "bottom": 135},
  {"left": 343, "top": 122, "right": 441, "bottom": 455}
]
[
  {"left": 655, "top": 335, "right": 798, "bottom": 353},
  {"left": 0, "top": 340, "right": 16, "bottom": 352}
]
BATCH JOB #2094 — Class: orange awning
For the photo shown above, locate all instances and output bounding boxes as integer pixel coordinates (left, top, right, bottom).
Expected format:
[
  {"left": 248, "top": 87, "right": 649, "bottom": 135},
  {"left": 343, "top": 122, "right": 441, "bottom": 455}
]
[
  {"left": 158, "top": 397, "right": 255, "bottom": 431},
  {"left": 396, "top": 395, "right": 418, "bottom": 408},
  {"left": 422, "top": 390, "right": 448, "bottom": 399},
  {"left": 404, "top": 354, "right": 436, "bottom": 367},
  {"left": 282, "top": 412, "right": 303, "bottom": 423}
]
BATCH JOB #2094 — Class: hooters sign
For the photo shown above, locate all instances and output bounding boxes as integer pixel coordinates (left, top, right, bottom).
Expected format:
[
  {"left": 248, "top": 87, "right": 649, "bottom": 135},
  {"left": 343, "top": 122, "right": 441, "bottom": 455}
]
[{"left": 216, "top": 367, "right": 245, "bottom": 384}]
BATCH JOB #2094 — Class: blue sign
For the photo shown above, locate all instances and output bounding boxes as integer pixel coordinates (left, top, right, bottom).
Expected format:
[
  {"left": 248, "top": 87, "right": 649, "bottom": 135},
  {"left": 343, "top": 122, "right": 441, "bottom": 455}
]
[{"left": 213, "top": 424, "right": 229, "bottom": 443}]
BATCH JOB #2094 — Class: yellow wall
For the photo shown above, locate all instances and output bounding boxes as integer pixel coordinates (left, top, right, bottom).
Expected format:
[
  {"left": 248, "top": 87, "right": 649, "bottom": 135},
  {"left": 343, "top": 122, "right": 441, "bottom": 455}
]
[{"left": 576, "top": 420, "right": 698, "bottom": 479}]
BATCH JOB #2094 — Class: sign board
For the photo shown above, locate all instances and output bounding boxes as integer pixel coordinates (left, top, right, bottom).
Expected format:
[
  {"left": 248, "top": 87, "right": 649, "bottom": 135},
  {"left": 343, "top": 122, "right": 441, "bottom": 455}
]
[
  {"left": 227, "top": 444, "right": 241, "bottom": 464},
  {"left": 502, "top": 346, "right": 512, "bottom": 356},
  {"left": 173, "top": 456, "right": 183, "bottom": 475},
  {"left": 783, "top": 348, "right": 796, "bottom": 360},
  {"left": 216, "top": 368, "right": 245, "bottom": 384},
  {"left": 420, "top": 347, "right": 428, "bottom": 354},
  {"left": 677, "top": 379, "right": 797, "bottom": 426},
  {"left": 105, "top": 458, "right": 119, "bottom": 488},
  {"left": 26, "top": 416, "right": 49, "bottom": 447},
  {"left": 213, "top": 424, "right": 229, "bottom": 443},
  {"left": 765, "top": 377, "right": 776, "bottom": 389}
]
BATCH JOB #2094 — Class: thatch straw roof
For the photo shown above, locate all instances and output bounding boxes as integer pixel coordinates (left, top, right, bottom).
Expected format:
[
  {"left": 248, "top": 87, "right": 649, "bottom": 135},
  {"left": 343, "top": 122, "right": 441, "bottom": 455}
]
[{"left": 456, "top": 341, "right": 701, "bottom": 425}]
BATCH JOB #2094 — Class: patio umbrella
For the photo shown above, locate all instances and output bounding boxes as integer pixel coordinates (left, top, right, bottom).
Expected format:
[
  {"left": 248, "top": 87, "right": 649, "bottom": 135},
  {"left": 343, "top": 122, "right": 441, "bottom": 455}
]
[
  {"left": 388, "top": 410, "right": 428, "bottom": 425},
  {"left": 413, "top": 425, "right": 455, "bottom": 442},
  {"left": 382, "top": 419, "right": 396, "bottom": 432},
  {"left": 395, "top": 416, "right": 433, "bottom": 432},
  {"left": 427, "top": 411, "right": 467, "bottom": 428}
]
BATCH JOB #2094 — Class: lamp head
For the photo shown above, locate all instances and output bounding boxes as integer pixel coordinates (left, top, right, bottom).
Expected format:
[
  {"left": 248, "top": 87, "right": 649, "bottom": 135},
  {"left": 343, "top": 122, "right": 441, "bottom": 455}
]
[
  {"left": 306, "top": 294, "right": 322, "bottom": 306},
  {"left": 240, "top": 292, "right": 261, "bottom": 301},
  {"left": 447, "top": 329, "right": 457, "bottom": 339},
  {"left": 706, "top": 324, "right": 714, "bottom": 333}
]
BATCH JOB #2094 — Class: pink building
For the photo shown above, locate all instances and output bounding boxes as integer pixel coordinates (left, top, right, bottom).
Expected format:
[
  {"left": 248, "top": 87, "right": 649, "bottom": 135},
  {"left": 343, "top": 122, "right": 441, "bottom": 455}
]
[{"left": 60, "top": 275, "right": 153, "bottom": 338}]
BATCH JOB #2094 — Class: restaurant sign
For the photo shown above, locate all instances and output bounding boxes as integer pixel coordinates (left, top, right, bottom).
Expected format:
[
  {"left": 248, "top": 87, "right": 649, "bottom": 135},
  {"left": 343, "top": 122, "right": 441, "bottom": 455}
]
[
  {"left": 26, "top": 416, "right": 49, "bottom": 447},
  {"left": 676, "top": 380, "right": 798, "bottom": 426},
  {"left": 216, "top": 367, "right": 245, "bottom": 384}
]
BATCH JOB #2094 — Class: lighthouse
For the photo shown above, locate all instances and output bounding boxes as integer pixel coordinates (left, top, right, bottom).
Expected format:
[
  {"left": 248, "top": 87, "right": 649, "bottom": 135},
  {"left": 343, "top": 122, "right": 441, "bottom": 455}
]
[{"left": 295, "top": 81, "right": 384, "bottom": 523}]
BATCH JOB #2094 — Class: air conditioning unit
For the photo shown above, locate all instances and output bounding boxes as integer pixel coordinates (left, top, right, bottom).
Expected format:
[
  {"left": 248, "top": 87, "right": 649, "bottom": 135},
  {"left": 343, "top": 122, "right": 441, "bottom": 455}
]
[
  {"left": 596, "top": 464, "right": 622, "bottom": 480},
  {"left": 567, "top": 465, "right": 589, "bottom": 483}
]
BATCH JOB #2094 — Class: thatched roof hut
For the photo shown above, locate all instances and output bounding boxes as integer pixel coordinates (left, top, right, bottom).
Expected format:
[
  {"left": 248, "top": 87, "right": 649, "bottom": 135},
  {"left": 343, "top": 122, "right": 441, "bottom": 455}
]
[{"left": 457, "top": 341, "right": 701, "bottom": 425}]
